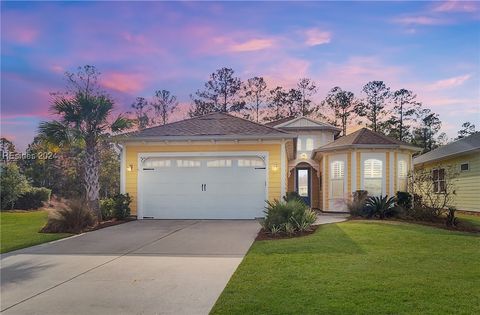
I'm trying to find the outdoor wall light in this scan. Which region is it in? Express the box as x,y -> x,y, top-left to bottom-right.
272,163 -> 279,172
127,164 -> 133,172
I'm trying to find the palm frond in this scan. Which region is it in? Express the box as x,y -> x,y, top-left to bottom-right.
38,120 -> 80,146
111,114 -> 134,133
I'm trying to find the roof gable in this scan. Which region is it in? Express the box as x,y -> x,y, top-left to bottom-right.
273,116 -> 341,131
414,132 -> 480,164
118,112 -> 294,141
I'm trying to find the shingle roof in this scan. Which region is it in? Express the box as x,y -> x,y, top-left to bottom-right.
312,128 -> 420,157
414,132 -> 480,165
264,116 -> 296,127
118,112 -> 294,141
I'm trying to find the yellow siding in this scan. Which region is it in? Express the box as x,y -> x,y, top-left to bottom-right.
125,143 -> 282,214
415,152 -> 480,212
385,152 -> 390,195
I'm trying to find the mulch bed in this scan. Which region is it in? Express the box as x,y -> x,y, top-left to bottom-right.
256,224 -> 320,241
85,216 -> 136,232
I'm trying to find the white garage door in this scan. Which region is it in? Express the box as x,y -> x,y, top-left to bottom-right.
138,154 -> 267,219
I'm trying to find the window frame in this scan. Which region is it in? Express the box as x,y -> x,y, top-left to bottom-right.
460,163 -> 469,172
397,157 -> 408,192
432,168 -> 446,194
305,138 -> 314,151
363,158 -> 383,196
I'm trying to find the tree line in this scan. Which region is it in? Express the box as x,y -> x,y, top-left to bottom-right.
1,65 -> 477,219
130,66 -> 476,153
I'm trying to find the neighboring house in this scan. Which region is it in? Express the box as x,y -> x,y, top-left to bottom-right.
116,113 -> 419,218
414,133 -> 480,212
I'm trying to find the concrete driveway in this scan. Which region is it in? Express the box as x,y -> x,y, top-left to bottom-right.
1,220 -> 260,315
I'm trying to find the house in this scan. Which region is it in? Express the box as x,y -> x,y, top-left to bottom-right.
116,113 -> 420,219
414,132 -> 480,212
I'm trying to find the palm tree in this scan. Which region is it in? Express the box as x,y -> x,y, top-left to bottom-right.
39,66 -> 131,220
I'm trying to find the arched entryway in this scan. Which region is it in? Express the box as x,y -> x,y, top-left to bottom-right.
287,162 -> 321,209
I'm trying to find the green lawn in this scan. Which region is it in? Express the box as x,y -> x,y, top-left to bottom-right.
458,212 -> 480,229
211,221 -> 480,315
0,211 -> 71,253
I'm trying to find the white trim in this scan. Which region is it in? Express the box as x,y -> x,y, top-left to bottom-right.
322,157 -> 326,211
120,144 -> 126,194
360,152 -> 387,196
137,151 -> 269,219
389,150 -> 394,196
280,141 -> 286,198
351,151 -> 357,193
328,153 -> 348,210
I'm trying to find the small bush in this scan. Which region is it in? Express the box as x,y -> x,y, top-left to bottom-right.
446,207 -> 458,227
347,190 -> 369,217
364,195 -> 397,219
100,193 -> 132,220
112,193 -> 132,219
100,198 -> 116,220
15,187 -> 52,210
41,199 -> 96,233
396,191 -> 412,212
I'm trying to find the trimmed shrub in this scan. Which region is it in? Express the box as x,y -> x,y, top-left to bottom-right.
112,193 -> 132,219
15,187 -> 52,210
41,199 -> 96,233
100,193 -> 132,220
100,198 -> 116,220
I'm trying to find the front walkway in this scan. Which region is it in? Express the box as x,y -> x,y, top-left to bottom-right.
314,212 -> 349,225
1,220 -> 260,315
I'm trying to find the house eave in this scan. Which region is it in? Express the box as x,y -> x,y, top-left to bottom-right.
311,144 -> 422,159
413,148 -> 480,166
114,134 -> 297,143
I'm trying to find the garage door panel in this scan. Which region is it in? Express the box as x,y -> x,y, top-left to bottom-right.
139,155 -> 267,219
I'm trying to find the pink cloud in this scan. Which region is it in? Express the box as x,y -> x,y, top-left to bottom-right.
304,28 -> 331,46
425,74 -> 471,91
433,1 -> 479,13
5,27 -> 39,44
101,72 -> 148,93
262,58 -> 311,88
393,16 -> 448,25
229,38 -> 275,52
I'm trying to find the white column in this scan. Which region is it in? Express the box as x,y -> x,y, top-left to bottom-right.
351,151 -> 357,192
322,157 -> 326,211
120,144 -> 126,194
389,151 -> 395,197
280,141 -> 286,198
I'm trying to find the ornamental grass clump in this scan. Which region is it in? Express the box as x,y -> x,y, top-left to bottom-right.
41,199 -> 96,234
262,198 -> 317,235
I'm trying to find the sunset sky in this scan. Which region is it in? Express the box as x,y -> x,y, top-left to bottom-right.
1,1 -> 479,150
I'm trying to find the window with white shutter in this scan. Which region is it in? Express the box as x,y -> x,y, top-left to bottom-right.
330,160 -> 345,198
364,158 -> 383,196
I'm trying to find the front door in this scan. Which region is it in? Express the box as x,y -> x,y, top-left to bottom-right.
296,168 -> 311,206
